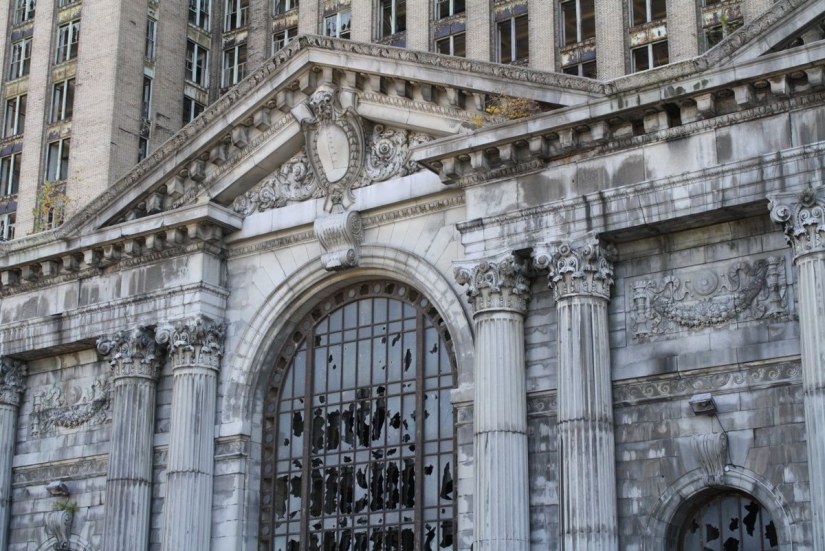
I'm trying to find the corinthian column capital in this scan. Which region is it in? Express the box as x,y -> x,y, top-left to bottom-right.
96,326 -> 168,381
156,316 -> 226,371
533,238 -> 615,301
453,252 -> 532,314
0,356 -> 27,407
768,187 -> 825,259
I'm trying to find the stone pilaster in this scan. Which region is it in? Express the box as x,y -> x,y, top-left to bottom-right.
97,327 -> 168,551
533,239 -> 618,551
406,0 -> 430,52
595,0 -> 626,79
351,0 -> 375,42
466,0 -> 492,61
0,357 -> 26,551
299,0 -> 321,35
529,0 -> 557,71
768,187 -> 825,550
666,0 -> 699,62
454,253 -> 531,551
159,317 -> 225,551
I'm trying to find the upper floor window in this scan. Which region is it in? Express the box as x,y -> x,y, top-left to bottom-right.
13,0 -> 35,25
50,79 -> 75,123
138,137 -> 149,162
222,43 -> 247,87
185,40 -> 209,87
273,26 -> 298,54
0,154 -> 21,196
8,38 -> 31,80
142,76 -> 153,119
189,0 -> 211,30
631,39 -> 668,71
45,138 -> 70,181
561,0 -> 595,46
630,0 -> 666,26
273,0 -> 298,14
0,212 -> 16,241
146,18 -> 158,60
682,493 -> 779,550
3,95 -> 26,138
58,0 -> 79,7
380,0 -> 406,37
55,20 -> 81,64
435,32 -> 465,56
183,96 -> 205,124
435,0 -> 463,19
224,0 -> 248,31
497,14 -> 528,64
324,9 -> 351,39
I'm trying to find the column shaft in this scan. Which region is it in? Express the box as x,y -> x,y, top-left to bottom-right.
0,404 -> 18,550
556,296 -> 617,551
103,378 -> 157,551
797,253 -> 825,549
474,311 -> 530,551
162,368 -> 218,551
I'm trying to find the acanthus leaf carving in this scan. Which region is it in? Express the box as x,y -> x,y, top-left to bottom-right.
768,186 -> 825,258
365,125 -> 434,182
31,376 -> 110,437
691,432 -> 729,486
156,315 -> 225,371
0,355 -> 27,407
533,238 -> 614,301
95,326 -> 168,381
313,207 -> 364,271
453,253 -> 532,314
629,256 -> 788,339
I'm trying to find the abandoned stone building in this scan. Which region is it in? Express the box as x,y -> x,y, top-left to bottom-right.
1,0 -> 825,550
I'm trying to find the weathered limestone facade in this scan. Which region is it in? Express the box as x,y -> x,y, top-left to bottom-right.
1,1 -> 825,550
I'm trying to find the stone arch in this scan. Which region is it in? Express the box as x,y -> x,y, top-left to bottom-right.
220,244 -> 474,427
644,466 -> 801,551
35,535 -> 91,551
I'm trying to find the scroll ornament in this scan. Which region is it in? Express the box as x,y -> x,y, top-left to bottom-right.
0,355 -> 27,407
96,326 -> 168,381
313,207 -> 364,271
768,186 -> 825,258
156,316 -> 225,371
454,254 -> 532,313
533,239 -> 615,300
630,256 -> 787,338
691,432 -> 729,486
45,508 -> 74,551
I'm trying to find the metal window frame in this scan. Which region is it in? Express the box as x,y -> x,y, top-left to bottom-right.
142,77 -> 153,119
145,18 -> 157,60
560,0 -> 593,45
272,26 -> 298,54
185,41 -> 209,87
630,38 -> 667,72
379,0 -> 404,38
54,20 -> 80,64
0,212 -> 16,241
183,96 -> 205,123
3,95 -> 25,138
434,0 -> 462,19
8,38 -> 31,80
323,9 -> 352,39
629,0 -> 665,26
13,0 -> 35,25
435,32 -> 464,56
189,0 -> 211,29
222,43 -> 247,87
46,138 -> 70,181
50,79 -> 74,123
224,0 -> 249,31
273,0 -> 298,15
0,153 -> 21,196
496,14 -> 527,64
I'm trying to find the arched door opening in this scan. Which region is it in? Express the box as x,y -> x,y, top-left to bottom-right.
681,492 -> 780,551
259,281 -> 457,551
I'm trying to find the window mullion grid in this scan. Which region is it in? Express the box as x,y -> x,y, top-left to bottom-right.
414,310 -> 425,549
299,324 -> 316,547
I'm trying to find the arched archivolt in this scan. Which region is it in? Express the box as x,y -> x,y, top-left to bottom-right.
220,245 -> 474,427
645,466 -> 800,551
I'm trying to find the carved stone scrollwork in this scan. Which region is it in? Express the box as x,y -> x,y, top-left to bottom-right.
768,186 -> 825,258
691,432 -> 729,486
31,377 -> 110,437
365,125 -> 434,182
0,356 -> 27,407
232,149 -> 318,215
96,327 -> 168,381
630,256 -> 788,338
453,253 -> 532,314
45,509 -> 73,551
156,316 -> 225,371
314,208 -> 364,271
532,238 -> 615,301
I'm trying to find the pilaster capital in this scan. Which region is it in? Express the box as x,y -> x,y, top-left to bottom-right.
768,187 -> 825,259
453,252 -> 531,314
96,326 -> 168,381
533,238 -> 615,301
0,356 -> 27,407
156,315 -> 225,372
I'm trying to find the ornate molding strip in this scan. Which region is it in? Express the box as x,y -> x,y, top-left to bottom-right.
533,239 -> 615,301
31,377 -> 110,437
0,356 -> 27,407
768,186 -> 825,259
630,256 -> 789,338
12,456 -> 108,487
613,361 -> 801,405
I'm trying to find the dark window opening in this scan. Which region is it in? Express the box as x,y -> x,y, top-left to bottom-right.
682,494 -> 779,551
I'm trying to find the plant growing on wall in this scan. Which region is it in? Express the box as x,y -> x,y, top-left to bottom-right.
470,92 -> 546,127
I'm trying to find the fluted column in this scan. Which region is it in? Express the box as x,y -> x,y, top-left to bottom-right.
159,317 -> 225,551
533,239 -> 618,551
768,187 -> 825,550
0,357 -> 26,551
454,254 -> 531,551
97,327 -> 168,551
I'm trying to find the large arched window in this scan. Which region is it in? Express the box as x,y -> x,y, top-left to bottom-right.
681,493 -> 779,551
259,281 -> 457,551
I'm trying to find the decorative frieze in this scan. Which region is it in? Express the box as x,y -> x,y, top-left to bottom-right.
12,457 -> 109,487
157,316 -> 225,371
453,253 -> 531,314
692,432 -> 729,486
313,208 -> 364,271
0,356 -> 27,407
768,186 -> 825,258
533,238 -> 614,300
629,256 -> 788,338
96,327 -> 168,381
31,377 -> 110,437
